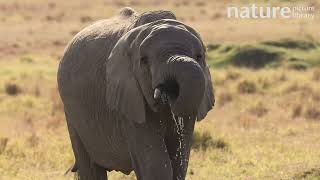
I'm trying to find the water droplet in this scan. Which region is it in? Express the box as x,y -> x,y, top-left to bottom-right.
170,110 -> 186,168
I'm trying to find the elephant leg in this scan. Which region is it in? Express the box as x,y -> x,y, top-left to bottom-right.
165,117 -> 195,180
125,123 -> 173,180
66,120 -> 107,180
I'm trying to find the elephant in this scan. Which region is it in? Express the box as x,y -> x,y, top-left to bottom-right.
57,7 -> 214,180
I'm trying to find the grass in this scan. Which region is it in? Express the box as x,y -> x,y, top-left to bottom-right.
294,168 -> 320,179
1,53 -> 320,179
207,38 -> 320,69
261,38 -> 318,50
192,131 -> 229,151
1,0 -> 320,59
237,80 -> 257,94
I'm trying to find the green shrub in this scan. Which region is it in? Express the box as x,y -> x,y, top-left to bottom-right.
206,43 -> 220,51
262,38 -> 317,50
228,45 -> 282,68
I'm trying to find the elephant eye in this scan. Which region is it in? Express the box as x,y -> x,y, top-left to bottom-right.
140,56 -> 148,66
196,54 -> 203,61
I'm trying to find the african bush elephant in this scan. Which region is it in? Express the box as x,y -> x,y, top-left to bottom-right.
57,7 -> 214,180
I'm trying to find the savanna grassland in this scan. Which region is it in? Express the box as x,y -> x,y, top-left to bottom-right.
1,0 -> 320,179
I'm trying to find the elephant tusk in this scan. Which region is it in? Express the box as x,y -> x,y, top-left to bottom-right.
154,88 -> 161,100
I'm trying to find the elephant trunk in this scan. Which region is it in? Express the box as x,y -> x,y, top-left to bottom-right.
153,55 -> 205,117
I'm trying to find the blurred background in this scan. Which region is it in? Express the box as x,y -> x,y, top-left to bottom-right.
0,0 -> 319,179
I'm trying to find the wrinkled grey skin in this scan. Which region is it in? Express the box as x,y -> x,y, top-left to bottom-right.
58,7 -> 214,180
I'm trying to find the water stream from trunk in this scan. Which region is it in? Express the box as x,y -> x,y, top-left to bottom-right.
171,110 -> 186,167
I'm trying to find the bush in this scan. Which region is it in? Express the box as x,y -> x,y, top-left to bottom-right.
5,82 -> 21,96
192,131 -> 228,150
218,92 -> 233,106
292,104 -> 303,118
237,80 -> 257,94
262,38 -> 317,50
229,45 -> 282,68
295,168 -> 320,179
305,106 -> 320,120
287,61 -> 309,71
249,102 -> 268,117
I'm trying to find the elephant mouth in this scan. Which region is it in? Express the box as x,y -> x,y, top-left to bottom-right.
153,79 -> 179,107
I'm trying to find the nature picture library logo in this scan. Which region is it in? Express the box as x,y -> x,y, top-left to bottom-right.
227,4 -> 316,19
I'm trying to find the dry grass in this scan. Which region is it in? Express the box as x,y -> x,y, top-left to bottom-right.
1,56 -> 320,179
248,101 -> 268,118
192,130 -> 228,151
291,104 -> 303,118
305,106 -> 320,120
237,80 -> 257,94
1,0 -> 320,60
313,68 -> 320,81
217,91 -> 233,107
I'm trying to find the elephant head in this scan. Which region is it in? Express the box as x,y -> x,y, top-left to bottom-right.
106,19 -> 214,124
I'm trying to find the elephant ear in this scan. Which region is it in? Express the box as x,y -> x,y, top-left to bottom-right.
197,64 -> 215,121
106,32 -> 146,124
184,26 -> 215,121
